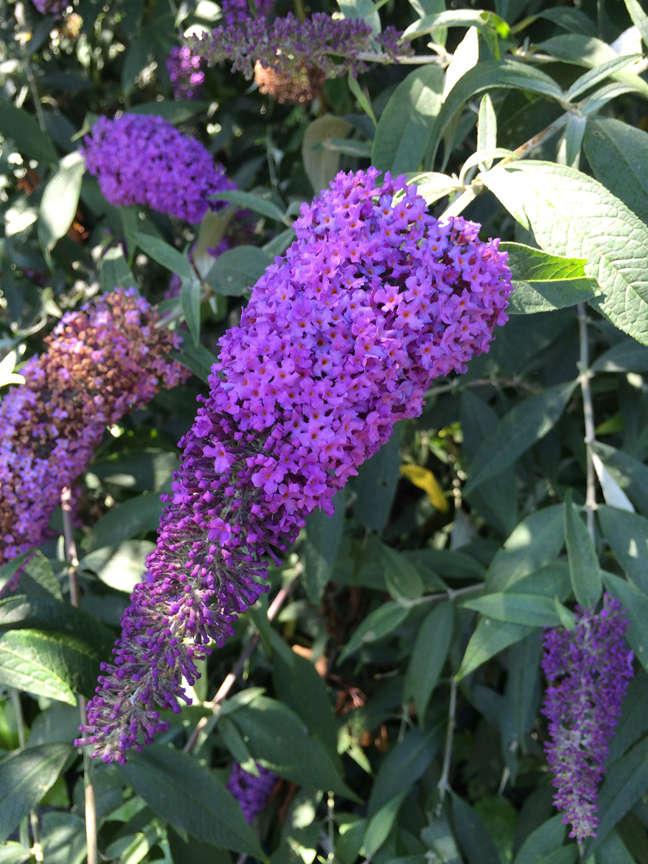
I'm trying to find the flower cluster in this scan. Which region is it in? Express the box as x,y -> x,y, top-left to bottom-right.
227,762 -> 277,823
81,114 -> 235,223
220,0 -> 275,28
174,13 -> 408,104
32,0 -> 68,15
167,44 -> 208,100
76,168 -> 512,764
541,593 -> 634,841
0,289 -> 188,569
168,0 -> 274,98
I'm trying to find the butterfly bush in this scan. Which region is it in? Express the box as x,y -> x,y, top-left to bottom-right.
541,593 -> 634,841
228,762 -> 277,823
171,13 -> 406,103
81,114 -> 235,223
0,289 -> 188,570
76,168 -> 513,764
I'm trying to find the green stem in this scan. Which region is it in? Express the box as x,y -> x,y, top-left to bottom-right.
61,488 -> 98,864
577,304 -> 597,540
10,690 -> 43,861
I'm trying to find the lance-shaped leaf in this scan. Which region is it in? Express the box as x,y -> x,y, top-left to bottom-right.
564,491 -> 601,608
424,61 -> 562,165
464,381 -> 576,493
372,65 -> 444,174
0,744 -> 72,843
120,746 -> 264,859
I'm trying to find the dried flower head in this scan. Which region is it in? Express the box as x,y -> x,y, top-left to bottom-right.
0,288 -> 188,569
541,593 -> 634,840
254,60 -> 325,104
77,169 -> 512,764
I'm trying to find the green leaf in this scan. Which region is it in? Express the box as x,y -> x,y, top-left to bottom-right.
38,152 -> 86,251
407,171 -> 461,205
513,814 -> 573,864
204,246 -> 271,296
487,506 -> 565,592
120,746 -> 264,859
363,792 -> 407,858
303,493 -> 344,603
508,279 -> 596,314
502,243 -> 587,281
338,0 -> 380,33
583,117 -> 648,224
180,276 -> 201,345
378,544 -> 424,603
590,736 -> 648,850
464,381 -> 576,493
0,743 -> 71,843
209,189 -> 288,224
422,816 -> 462,863
591,442 -> 648,514
353,425 -> 401,532
230,696 -> 358,800
456,618 -> 533,680
482,161 -> 648,345
461,593 -> 571,628
0,99 -> 57,164
503,242 -> 596,314
81,491 -> 164,552
270,632 -> 338,761
347,73 -> 377,126
402,10 -> 510,41
592,338 -> 648,373
339,601 -> 410,663
174,338 -> 218,383
133,229 -> 194,281
368,727 -> 440,815
372,66 -> 444,175
599,506 -> 648,592
0,553 -> 31,594
595,831 -> 636,864
424,61 -> 562,166
80,540 -> 153,593
601,571 -> 648,672
0,841 -> 32,863
302,114 -> 352,193
565,55 -> 640,102
100,245 -> 136,291
477,93 -> 497,168
623,0 -> 648,47
0,628 -> 103,702
564,491 -> 601,608
450,793 -> 501,864
537,35 -> 648,98
404,602 -> 453,722
0,593 -> 113,653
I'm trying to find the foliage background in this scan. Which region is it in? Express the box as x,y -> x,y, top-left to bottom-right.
2,0 -> 648,861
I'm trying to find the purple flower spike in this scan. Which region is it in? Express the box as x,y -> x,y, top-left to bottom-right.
542,593 -> 634,841
77,169 -> 512,764
0,288 -> 188,572
81,114 -> 235,223
228,762 -> 277,823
